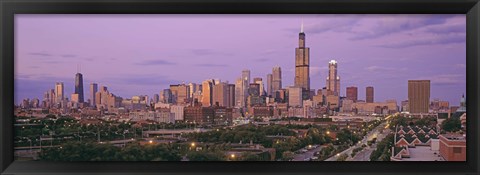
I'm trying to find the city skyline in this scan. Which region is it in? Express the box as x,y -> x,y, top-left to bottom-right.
15,14 -> 466,104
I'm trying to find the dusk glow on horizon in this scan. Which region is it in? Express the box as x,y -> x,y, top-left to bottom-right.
15,14 -> 466,105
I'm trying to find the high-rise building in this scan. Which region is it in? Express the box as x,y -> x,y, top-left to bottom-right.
366,86 -> 374,103
74,73 -> 84,103
90,83 -> 98,107
408,80 -> 430,113
266,74 -> 273,97
153,94 -> 160,104
346,86 -> 358,102
213,82 -> 228,107
288,86 -> 302,107
249,83 -> 260,97
253,77 -> 264,96
272,66 -> 282,95
294,22 -> 310,92
227,84 -> 235,107
160,89 -> 172,103
188,83 -> 197,99
71,93 -> 80,103
326,60 -> 340,96
201,79 -> 214,107
235,78 -> 244,107
177,84 -> 189,105
55,82 -> 64,104
242,70 -> 250,102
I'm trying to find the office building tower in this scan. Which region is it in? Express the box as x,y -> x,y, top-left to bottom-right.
242,69 -> 251,102
90,83 -> 98,107
201,79 -> 214,107
161,89 -> 173,104
227,84 -> 235,107
249,83 -> 260,97
294,21 -> 310,91
366,86 -> 374,103
288,86 -> 302,107
74,73 -> 84,103
408,80 -> 430,113
266,74 -> 273,96
153,94 -> 160,104
188,83 -> 197,99
253,77 -> 264,96
272,66 -> 282,95
55,82 -> 64,104
326,60 -> 340,96
213,82 -> 228,107
346,86 -> 358,102
235,78 -> 245,107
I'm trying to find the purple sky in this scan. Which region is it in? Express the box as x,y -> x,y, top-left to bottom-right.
15,14 -> 466,105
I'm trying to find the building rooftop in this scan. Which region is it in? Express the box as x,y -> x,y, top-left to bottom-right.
441,133 -> 466,140
402,146 -> 444,161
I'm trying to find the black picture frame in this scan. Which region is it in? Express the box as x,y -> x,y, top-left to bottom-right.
1,0 -> 479,175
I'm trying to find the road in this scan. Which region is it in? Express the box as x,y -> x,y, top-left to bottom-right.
292,146 -> 322,161
325,121 -> 387,161
350,125 -> 390,161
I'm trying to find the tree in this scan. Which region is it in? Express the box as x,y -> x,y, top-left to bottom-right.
187,151 -> 226,161
441,117 -> 461,132
282,151 -> 295,161
240,152 -> 263,161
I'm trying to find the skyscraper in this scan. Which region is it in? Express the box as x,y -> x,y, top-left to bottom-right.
287,86 -> 302,107
201,79 -> 214,107
241,70 -> 251,107
153,94 -> 160,104
408,80 -> 430,113
90,83 -> 98,107
366,86 -> 374,103
346,86 -> 358,102
272,66 -> 282,96
227,84 -> 235,107
188,83 -> 197,99
294,22 -> 310,92
266,74 -> 273,97
235,78 -> 244,107
253,77 -> 264,96
326,60 -> 340,96
55,82 -> 64,104
74,73 -> 84,103
213,82 -> 228,107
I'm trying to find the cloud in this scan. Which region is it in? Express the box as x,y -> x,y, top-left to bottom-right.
454,64 -> 466,69
376,34 -> 465,48
190,49 -> 233,56
310,66 -> 328,76
254,58 -> 269,62
350,15 -> 448,40
284,17 -> 359,35
102,74 -> 179,87
307,18 -> 360,34
195,63 -> 229,67
426,23 -> 465,34
415,74 -> 465,85
61,54 -> 77,58
28,52 -> 53,57
135,60 -> 176,65
365,66 -> 407,72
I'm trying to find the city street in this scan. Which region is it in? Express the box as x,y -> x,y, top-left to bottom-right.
351,125 -> 390,161
292,146 -> 322,161
325,121 -> 387,161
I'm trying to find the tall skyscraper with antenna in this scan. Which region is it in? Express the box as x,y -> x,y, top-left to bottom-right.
75,65 -> 84,103
294,21 -> 310,99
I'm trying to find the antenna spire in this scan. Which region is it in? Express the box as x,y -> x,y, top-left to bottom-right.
301,19 -> 304,33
